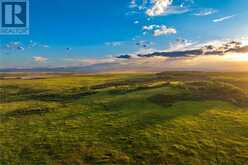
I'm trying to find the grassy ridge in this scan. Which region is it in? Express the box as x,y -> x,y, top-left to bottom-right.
0,72 -> 248,165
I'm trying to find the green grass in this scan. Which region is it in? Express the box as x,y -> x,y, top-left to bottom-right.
0,72 -> 248,165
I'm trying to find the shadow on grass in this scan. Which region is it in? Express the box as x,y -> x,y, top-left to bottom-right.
149,81 -> 248,108
92,97 -> 215,164
0,106 -> 55,122
0,85 -> 97,103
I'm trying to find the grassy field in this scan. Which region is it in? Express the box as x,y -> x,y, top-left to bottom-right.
0,72 -> 248,165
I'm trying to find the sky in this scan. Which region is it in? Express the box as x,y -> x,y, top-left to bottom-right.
1,0 -> 248,71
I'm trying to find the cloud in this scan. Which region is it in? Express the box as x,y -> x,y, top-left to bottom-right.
5,42 -> 25,51
112,39 -> 248,72
162,6 -> 190,16
134,20 -> 139,24
117,55 -> 132,59
153,25 -> 176,36
143,24 -> 176,36
7,39 -> 248,72
129,0 -> 149,10
28,40 -> 38,48
32,56 -> 48,63
42,45 -> 50,48
2,40 -> 50,51
117,40 -> 248,60
111,53 -> 248,72
135,40 -> 154,48
129,0 -> 138,8
105,41 -> 123,47
213,15 -> 236,23
194,8 -> 218,16
128,0 -> 191,17
168,39 -> 194,51
146,0 -> 173,16
143,24 -> 160,30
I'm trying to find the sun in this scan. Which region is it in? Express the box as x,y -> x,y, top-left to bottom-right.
224,53 -> 248,62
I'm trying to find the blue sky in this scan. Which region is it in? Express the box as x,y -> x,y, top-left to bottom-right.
1,0 -> 248,68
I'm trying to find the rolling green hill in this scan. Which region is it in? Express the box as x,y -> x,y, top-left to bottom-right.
0,72 -> 248,165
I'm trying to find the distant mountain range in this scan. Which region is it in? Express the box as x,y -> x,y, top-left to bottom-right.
0,63 -> 125,73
